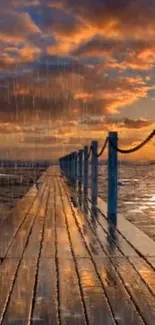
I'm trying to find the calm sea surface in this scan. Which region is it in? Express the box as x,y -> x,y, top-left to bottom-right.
96,162 -> 155,240
0,166 -> 45,220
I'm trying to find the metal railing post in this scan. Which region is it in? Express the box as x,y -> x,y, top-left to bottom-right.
91,141 -> 98,207
78,149 -> 83,186
84,146 -> 88,193
75,152 -> 78,184
108,131 -> 118,225
66,155 -> 68,176
72,151 -> 77,184
70,153 -> 73,181
59,158 -> 61,172
69,154 -> 72,180
67,155 -> 69,178
64,156 -> 66,175
63,157 -> 65,173
61,157 -> 63,172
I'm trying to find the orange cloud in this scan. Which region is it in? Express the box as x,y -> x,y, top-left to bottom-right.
47,25 -> 97,55
0,11 -> 41,42
73,37 -> 155,71
0,45 -> 41,69
0,0 -> 154,160
61,0 -> 155,41
74,92 -> 93,101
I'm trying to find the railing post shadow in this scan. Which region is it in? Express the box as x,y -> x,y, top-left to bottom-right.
91,141 -> 98,217
108,131 -> 118,225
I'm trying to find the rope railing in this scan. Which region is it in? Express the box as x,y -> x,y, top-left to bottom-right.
84,137 -> 108,160
59,129 -> 155,226
109,129 -> 155,154
90,137 -> 108,158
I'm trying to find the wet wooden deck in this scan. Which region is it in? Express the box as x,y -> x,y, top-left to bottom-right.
0,166 -> 155,324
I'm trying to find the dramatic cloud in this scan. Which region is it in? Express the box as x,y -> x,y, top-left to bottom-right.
73,38 -> 155,71
60,0 -> 155,40
0,61 -> 153,125
0,0 -> 154,160
0,11 -> 41,42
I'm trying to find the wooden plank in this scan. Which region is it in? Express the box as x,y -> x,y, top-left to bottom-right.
55,179 -> 86,325
6,215 -> 39,259
0,178 -> 46,258
87,213 -> 155,325
97,196 -> 155,258
62,184 -> 111,259
62,180 -> 144,325
95,256 -> 144,325
6,183 -> 47,259
2,258 -> 36,324
2,166 -> 155,325
114,257 -> 155,325
55,182 -> 72,260
88,205 -> 137,257
32,259 -> 57,325
0,259 -> 18,320
59,197 -> 90,259
31,179 -> 57,323
23,187 -> 49,259
46,166 -> 60,177
85,196 -> 155,304
76,258 -> 116,325
59,180 -> 117,325
58,258 -> 86,325
147,257 -> 155,270
41,184 -> 55,258
79,204 -> 122,258
129,256 -> 155,296
0,185 -> 49,323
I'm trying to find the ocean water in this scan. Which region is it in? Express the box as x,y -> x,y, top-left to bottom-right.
96,162 -> 155,240
0,163 -> 155,240
0,166 -> 45,220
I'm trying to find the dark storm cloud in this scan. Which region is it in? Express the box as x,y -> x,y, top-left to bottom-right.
61,0 -> 155,39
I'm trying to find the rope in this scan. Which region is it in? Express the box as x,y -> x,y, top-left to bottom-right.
109,129 -> 155,154
91,137 -> 108,158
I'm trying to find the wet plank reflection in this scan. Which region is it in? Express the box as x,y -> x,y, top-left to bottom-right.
0,167 -> 155,324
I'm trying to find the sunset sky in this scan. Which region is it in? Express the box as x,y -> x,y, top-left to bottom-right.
0,0 -> 155,160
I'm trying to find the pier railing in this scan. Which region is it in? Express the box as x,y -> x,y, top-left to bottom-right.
59,129 -> 155,224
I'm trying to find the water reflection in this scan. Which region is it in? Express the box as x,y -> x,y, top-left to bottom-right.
66,179 -> 120,306
107,222 -> 118,253
69,179 -> 118,258
83,189 -> 88,215
90,204 -> 98,220
78,180 -> 83,208
98,164 -> 155,222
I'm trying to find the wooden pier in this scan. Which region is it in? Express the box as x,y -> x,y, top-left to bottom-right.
0,166 -> 155,324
